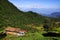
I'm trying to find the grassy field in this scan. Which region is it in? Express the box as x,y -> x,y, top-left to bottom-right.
0,32 -> 59,40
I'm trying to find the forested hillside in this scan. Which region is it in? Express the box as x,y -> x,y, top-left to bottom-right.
0,0 -> 48,32
0,0 -> 60,32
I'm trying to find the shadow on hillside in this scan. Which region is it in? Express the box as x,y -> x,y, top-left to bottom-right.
42,32 -> 60,40
42,32 -> 60,37
0,32 -> 7,39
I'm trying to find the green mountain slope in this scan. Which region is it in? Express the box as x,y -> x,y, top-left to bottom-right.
0,0 -> 47,32
0,0 -> 60,32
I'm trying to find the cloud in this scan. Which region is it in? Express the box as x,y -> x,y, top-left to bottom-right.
18,3 -> 59,9
9,0 -> 60,9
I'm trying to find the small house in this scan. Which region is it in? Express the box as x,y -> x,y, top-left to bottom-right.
17,30 -> 27,36
5,27 -> 27,36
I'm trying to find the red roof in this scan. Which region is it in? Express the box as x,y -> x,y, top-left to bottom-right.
20,30 -> 27,32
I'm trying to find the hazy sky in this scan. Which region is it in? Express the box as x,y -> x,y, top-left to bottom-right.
8,0 -> 60,15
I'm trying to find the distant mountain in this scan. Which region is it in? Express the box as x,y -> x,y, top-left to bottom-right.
50,12 -> 60,18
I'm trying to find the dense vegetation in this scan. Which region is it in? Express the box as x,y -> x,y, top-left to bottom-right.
0,0 -> 47,32
0,0 -> 60,40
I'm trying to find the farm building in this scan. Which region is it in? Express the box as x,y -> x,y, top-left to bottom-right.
5,27 -> 27,36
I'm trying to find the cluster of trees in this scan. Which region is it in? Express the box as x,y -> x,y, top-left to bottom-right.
43,18 -> 60,32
